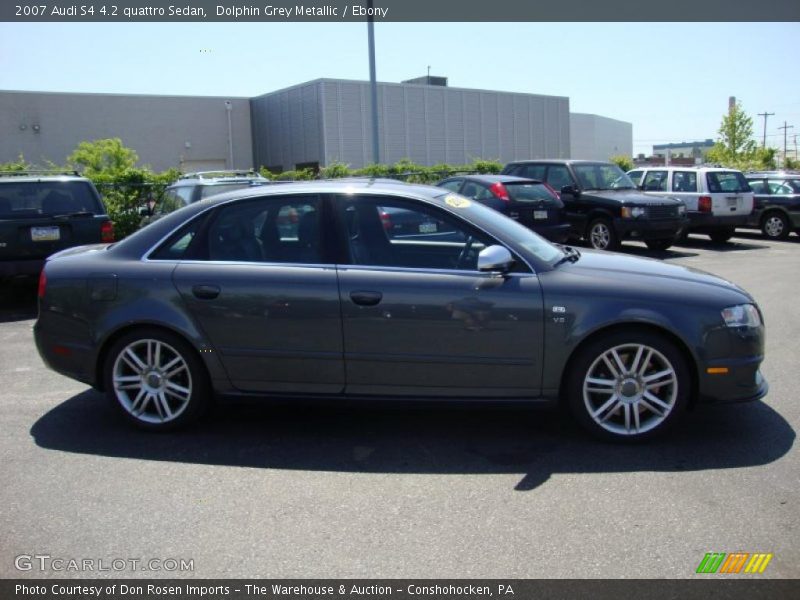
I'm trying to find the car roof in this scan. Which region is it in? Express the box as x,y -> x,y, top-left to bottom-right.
0,170 -> 91,184
631,166 -> 741,173
506,159 -> 609,166
746,171 -> 800,177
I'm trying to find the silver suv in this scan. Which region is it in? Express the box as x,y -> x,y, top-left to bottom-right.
627,166 -> 753,243
161,170 -> 270,212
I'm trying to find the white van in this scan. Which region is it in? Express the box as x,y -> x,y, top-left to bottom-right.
627,167 -> 753,243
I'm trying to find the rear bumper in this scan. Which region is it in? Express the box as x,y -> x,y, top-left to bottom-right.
0,258 -> 44,279
687,212 -> 750,230
33,314 -> 98,387
613,217 -> 687,240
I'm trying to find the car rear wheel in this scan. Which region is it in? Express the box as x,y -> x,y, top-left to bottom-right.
104,329 -> 211,431
708,228 -> 734,244
645,239 -> 673,251
566,330 -> 690,442
587,218 -> 619,251
761,211 -> 790,240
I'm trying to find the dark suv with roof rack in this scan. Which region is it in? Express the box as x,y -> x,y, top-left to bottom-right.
501,160 -> 687,251
0,170 -> 113,281
743,171 -> 800,239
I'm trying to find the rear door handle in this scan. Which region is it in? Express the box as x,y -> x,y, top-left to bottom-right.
192,284 -> 220,300
350,290 -> 382,306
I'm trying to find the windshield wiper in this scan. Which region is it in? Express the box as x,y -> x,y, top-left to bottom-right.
50,211 -> 95,218
553,244 -> 581,267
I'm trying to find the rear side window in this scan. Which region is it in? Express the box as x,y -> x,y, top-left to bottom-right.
768,180 -> 795,195
672,171 -> 697,192
438,179 -> 463,193
0,181 -> 103,218
460,181 -> 493,201
643,171 -> 668,192
706,171 -> 749,193
747,179 -> 769,194
149,215 -> 205,260
518,164 -> 546,180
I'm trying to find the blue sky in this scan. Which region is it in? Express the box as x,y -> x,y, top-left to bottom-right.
1,22 -> 798,156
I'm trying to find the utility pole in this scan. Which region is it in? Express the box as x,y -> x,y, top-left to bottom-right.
366,0 -> 380,164
757,111 -> 774,148
778,122 -> 794,166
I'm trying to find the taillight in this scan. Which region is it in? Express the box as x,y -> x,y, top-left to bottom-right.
379,209 -> 392,230
698,196 -> 712,213
489,182 -> 510,202
38,270 -> 47,298
101,220 -> 115,242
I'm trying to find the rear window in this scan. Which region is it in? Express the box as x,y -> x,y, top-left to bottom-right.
0,180 -> 104,218
706,171 -> 750,193
504,183 -> 559,203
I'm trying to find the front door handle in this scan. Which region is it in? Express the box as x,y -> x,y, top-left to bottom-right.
350,290 -> 383,306
192,284 -> 220,300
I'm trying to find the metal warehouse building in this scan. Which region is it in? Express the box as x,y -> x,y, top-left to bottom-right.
1,78 -> 631,172
250,78 -> 571,171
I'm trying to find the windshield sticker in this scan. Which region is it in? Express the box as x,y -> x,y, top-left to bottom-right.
445,194 -> 471,208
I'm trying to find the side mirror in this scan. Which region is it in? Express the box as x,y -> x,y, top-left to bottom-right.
477,245 -> 514,274
561,184 -> 580,197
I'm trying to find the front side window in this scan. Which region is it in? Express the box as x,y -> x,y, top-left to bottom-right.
628,170 -> 644,186
337,196 -> 493,271
546,165 -> 574,190
198,195 -> 323,263
572,164 -> 636,190
672,171 -> 698,192
643,171 -> 668,192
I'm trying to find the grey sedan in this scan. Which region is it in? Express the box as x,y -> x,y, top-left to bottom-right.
34,180 -> 768,441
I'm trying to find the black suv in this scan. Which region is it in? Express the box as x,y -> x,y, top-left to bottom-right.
743,171 -> 800,240
0,170 -> 112,281
502,160 -> 687,251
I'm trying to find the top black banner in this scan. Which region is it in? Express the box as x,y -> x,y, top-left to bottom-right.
3,0 -> 800,22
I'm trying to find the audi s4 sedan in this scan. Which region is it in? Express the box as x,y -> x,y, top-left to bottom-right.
33,179 -> 768,441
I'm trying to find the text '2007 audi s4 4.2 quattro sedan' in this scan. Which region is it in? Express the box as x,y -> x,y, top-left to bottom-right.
33,179 -> 768,441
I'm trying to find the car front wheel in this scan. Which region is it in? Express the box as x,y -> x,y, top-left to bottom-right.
566,330 -> 690,441
587,218 -> 619,251
104,329 -> 211,430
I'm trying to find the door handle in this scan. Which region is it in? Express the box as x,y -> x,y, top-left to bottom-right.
192,284 -> 220,300
350,290 -> 382,306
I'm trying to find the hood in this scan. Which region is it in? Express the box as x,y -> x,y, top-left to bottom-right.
562,249 -> 752,302
584,189 -> 680,205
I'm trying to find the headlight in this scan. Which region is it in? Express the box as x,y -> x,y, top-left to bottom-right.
621,206 -> 647,218
721,304 -> 762,328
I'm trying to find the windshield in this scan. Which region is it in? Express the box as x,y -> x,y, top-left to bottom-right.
573,164 -> 636,190
0,181 -> 103,219
437,193 -> 561,264
706,171 -> 750,193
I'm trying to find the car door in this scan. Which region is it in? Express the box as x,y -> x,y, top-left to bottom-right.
669,170 -> 700,212
170,194 -> 345,394
545,164 -> 584,235
333,193 -> 544,398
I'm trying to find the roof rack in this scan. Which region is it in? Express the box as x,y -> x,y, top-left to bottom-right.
179,169 -> 265,180
0,169 -> 81,177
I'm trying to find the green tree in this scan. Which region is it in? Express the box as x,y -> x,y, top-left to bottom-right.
67,138 -> 139,177
706,102 -> 758,169
609,155 -> 634,172
784,157 -> 799,170
0,154 -> 30,172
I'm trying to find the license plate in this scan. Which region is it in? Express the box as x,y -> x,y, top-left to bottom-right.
31,226 -> 60,242
534,210 -> 548,220
726,197 -> 738,207
418,222 -> 437,233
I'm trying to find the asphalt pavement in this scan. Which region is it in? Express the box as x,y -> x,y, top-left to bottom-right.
0,231 -> 797,579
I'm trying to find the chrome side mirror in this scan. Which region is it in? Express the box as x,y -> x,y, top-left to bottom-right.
477,245 -> 514,273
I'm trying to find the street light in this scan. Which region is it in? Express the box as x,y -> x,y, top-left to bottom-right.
367,0 -> 380,164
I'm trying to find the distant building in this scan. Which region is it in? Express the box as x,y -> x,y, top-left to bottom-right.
569,113 -> 633,161
652,139 -> 715,162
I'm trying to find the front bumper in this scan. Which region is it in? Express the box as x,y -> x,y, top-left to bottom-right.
613,216 -> 687,240
696,324 -> 767,404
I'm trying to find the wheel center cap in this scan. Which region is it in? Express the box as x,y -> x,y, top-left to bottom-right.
146,372 -> 162,388
619,378 -> 640,400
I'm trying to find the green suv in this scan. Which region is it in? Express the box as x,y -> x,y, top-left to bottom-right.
0,170 -> 113,281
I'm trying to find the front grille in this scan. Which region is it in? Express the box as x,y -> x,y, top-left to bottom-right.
648,204 -> 679,219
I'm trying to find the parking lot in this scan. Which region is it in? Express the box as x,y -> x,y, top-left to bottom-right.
0,231 -> 798,579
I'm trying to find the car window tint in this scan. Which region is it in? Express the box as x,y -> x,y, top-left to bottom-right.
545,165 -> 573,190
672,171 -> 697,192
519,165 -> 546,180
337,196 -> 492,271
0,181 -> 103,217
438,179 -> 463,192
150,216 -> 205,260
643,171 -> 668,192
707,171 -> 749,193
201,195 -> 323,264
768,180 -> 793,195
747,179 -> 769,194
628,171 -> 644,186
461,182 -> 493,201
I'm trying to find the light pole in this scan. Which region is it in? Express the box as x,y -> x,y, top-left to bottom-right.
367,0 -> 380,164
224,100 -> 234,169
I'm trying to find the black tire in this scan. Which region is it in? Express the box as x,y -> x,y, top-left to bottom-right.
565,329 -> 690,442
708,228 -> 735,244
645,239 -> 673,251
586,218 -> 620,251
104,328 -> 211,431
760,211 -> 790,240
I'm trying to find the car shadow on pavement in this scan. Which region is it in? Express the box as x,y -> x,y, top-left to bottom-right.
675,236 -> 770,252
0,279 -> 38,323
31,390 -> 795,492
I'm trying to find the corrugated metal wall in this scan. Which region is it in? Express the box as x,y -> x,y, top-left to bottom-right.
251,79 -> 571,171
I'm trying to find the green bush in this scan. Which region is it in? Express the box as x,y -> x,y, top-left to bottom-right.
609,155 -> 634,172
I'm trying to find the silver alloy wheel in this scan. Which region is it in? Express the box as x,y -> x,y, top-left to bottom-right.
590,222 -> 611,249
764,215 -> 785,238
112,338 -> 193,424
583,343 -> 678,436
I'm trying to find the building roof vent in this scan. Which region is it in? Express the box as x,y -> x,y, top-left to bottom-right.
402,75 -> 448,87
